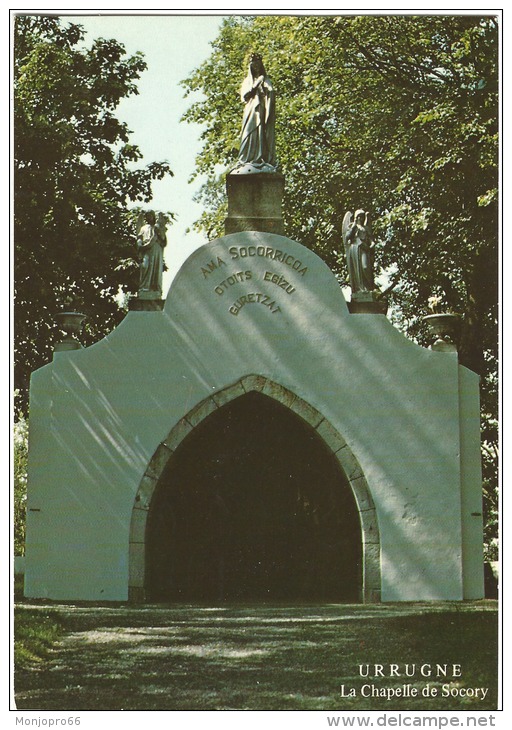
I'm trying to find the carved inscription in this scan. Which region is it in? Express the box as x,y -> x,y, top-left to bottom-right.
214,271 -> 252,295
201,257 -> 226,278
229,293 -> 281,316
229,246 -> 308,277
200,245 -> 309,317
263,271 -> 295,294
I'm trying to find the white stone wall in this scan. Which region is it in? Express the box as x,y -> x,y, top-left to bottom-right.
24,232 -> 484,601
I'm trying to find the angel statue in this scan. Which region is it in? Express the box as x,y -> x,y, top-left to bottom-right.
232,53 -> 277,174
342,210 -> 375,294
136,210 -> 167,297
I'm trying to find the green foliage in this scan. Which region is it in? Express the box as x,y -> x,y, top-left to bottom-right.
14,15 -> 173,411
182,15 -> 498,554
13,396 -> 28,556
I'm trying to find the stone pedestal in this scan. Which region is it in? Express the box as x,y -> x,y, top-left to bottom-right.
348,291 -> 388,315
129,297 -> 165,311
225,172 -> 284,235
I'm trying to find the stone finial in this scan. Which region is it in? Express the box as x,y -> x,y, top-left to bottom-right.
54,312 -> 86,352
423,292 -> 461,351
423,312 -> 461,352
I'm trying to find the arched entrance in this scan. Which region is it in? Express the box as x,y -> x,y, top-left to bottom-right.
147,391 -> 360,602
129,376 -> 381,602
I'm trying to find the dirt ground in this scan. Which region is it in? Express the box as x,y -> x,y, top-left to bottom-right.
14,601 -> 499,711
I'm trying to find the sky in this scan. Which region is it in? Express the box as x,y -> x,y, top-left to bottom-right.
72,13 -> 226,291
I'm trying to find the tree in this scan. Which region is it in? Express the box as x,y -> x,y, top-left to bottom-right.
182,15 -> 498,557
14,15 -> 173,411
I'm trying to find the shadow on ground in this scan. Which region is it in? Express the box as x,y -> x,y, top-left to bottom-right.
14,601 -> 498,711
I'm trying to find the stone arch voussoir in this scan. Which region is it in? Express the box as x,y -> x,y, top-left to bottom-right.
129,375 -> 381,603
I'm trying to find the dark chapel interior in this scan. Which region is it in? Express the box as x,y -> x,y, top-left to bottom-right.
146,392 -> 362,603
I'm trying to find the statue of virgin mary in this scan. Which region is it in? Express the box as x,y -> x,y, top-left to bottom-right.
232,53 -> 277,174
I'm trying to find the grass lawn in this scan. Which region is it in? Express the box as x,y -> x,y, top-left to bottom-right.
14,607 -> 63,670
14,601 -> 498,711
